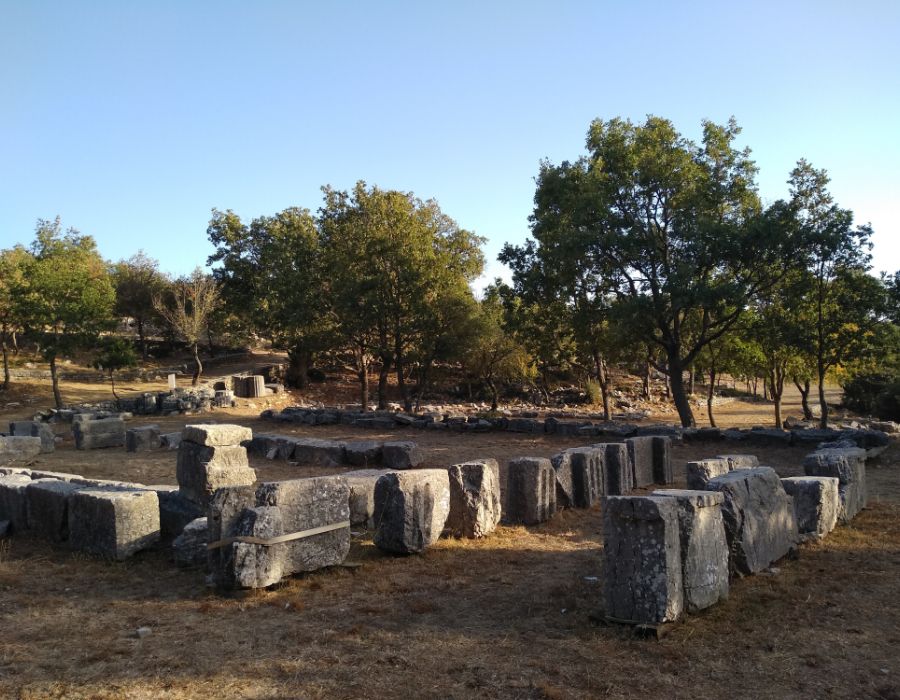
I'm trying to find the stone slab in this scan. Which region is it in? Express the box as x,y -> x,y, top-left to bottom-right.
68,488 -> 160,560
342,469 -> 393,527
373,470 -> 450,553
382,441 -> 423,470
181,424 -> 253,447
781,476 -> 840,540
26,478 -> 81,542
505,457 -> 556,525
447,460 -> 502,538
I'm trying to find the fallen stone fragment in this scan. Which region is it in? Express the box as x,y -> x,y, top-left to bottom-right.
290,438 -> 347,467
172,517 -> 209,567
342,469 -> 393,527
603,495 -> 683,624
126,425 -> 161,452
373,470 -> 450,553
73,417 -> 126,450
716,454 -> 759,470
9,421 -> 55,453
802,448 -> 867,523
145,485 -> 204,539
382,441 -> 423,470
685,458 -> 730,491
344,440 -> 384,467
0,436 -> 42,464
447,460 -> 502,538
505,457 -> 556,525
781,476 -> 840,540
68,488 -> 160,560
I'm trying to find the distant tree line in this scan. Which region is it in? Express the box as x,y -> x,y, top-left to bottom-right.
1,117 -> 897,424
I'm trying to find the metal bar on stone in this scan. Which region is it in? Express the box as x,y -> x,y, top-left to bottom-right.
206,520 -> 351,550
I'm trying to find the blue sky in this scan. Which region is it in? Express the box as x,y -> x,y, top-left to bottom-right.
2,1 -> 898,288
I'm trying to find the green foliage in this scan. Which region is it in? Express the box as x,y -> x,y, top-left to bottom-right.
0,245 -> 33,389
93,337 -> 138,400
584,379 -> 601,405
111,251 -> 168,357
842,372 -> 900,421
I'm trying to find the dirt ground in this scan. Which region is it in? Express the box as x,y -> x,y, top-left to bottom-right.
1,376 -> 898,699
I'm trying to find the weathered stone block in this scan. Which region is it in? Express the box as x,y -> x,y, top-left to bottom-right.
603,496 -> 683,624
597,443 -> 632,496
551,451 -> 575,508
181,424 -> 253,447
717,454 -> 759,470
625,436 -> 655,488
505,457 -> 556,524
706,468 -> 798,576
9,421 -> 55,453
373,470 -> 450,553
176,442 -> 256,507
146,485 -> 204,539
342,469 -> 393,527
0,436 -> 42,463
781,476 -> 839,540
172,517 -> 208,567
26,479 -> 81,541
0,474 -> 32,532
652,436 -> 673,484
652,489 -> 729,612
160,432 -> 182,450
568,447 -> 604,507
447,460 -> 501,538
685,458 -> 730,491
68,488 -> 160,560
290,438 -> 346,467
207,484 -> 257,586
802,448 -> 867,522
73,417 -> 126,450
344,440 -> 384,467
125,425 -> 161,452
382,441 -> 423,470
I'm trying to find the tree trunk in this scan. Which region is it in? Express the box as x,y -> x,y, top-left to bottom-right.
689,367 -> 695,396
1,337 -> 9,391
415,359 -> 432,412
794,377 -> 814,420
357,349 -> 370,411
207,326 -> 215,355
50,355 -> 63,409
11,331 -> 18,356
395,345 -> 411,413
817,362 -> 828,429
191,342 -> 202,386
642,357 -> 651,400
593,350 -> 610,421
137,318 -> 148,359
286,348 -> 310,389
771,365 -> 785,430
488,379 -> 498,411
707,366 -> 717,428
668,355 -> 695,427
377,353 -> 393,410
110,371 -> 120,404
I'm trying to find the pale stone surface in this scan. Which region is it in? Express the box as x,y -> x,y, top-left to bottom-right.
603,496 -> 683,624
685,458 -> 730,491
344,440 -> 384,467
803,448 -> 867,523
176,442 -> 256,507
373,470 -> 450,553
550,450 -> 575,508
9,421 -> 55,453
652,489 -> 729,612
73,417 -> 125,450
126,425 -> 161,452
172,517 -> 208,567
505,457 -> 556,524
447,460 -> 501,538
706,467 -> 799,576
597,443 -> 632,496
342,469 -> 393,527
717,454 -> 759,470
625,436 -> 655,488
28,469 -> 82,482
181,424 -> 253,447
781,476 -> 840,540
382,441 -> 424,470
291,438 -> 347,467
207,484 -> 257,587
68,488 -> 160,560
0,436 -> 42,463
0,474 -> 32,532
26,479 -> 81,542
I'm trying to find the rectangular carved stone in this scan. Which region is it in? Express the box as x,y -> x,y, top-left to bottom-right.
344,440 -> 384,467
176,442 -> 256,507
207,485 -> 257,587
73,417 -> 125,450
625,437 -> 655,488
505,457 -> 556,524
382,441 -> 423,470
597,443 -> 632,496
447,460 -> 502,538
68,488 -> 160,560
603,496 -> 683,624
685,458 -> 730,491
706,467 -> 799,576
181,424 -> 253,447
0,473 -> 32,532
802,448 -> 867,523
652,436 -> 673,484
652,489 -> 729,612
342,469 -> 392,527
781,476 -> 840,540
146,485 -> 204,539
290,438 -> 347,467
717,454 -> 759,470
551,451 -> 575,508
569,447 -> 604,507
0,436 -> 42,464
126,425 -> 161,452
26,479 -> 81,542
9,421 -> 55,453
373,470 -> 450,553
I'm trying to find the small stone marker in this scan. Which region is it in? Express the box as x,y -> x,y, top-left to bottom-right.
446,460 -> 502,538
603,495 -> 683,624
172,517 -> 209,567
505,457 -> 556,524
373,470 -> 450,553
168,373 -> 177,389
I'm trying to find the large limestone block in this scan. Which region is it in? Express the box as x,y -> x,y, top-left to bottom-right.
551,451 -> 575,508
68,488 -> 160,560
717,454 -> 759,470
9,421 -> 55,453
0,436 -> 42,464
625,437 -> 655,488
126,425 -> 161,452
597,443 -> 632,496
373,470 -> 450,553
0,474 -> 32,532
176,442 -> 256,507
181,424 -> 253,447
145,485 -> 204,539
382,441 -> 423,470
505,457 -> 556,525
569,447 -> 604,507
207,484 -> 257,586
781,477 -> 840,540
706,467 -> 799,576
652,489 -> 729,612
73,417 -> 125,450
344,440 -> 384,467
447,460 -> 501,538
290,438 -> 347,467
803,448 -> 867,522
26,479 -> 81,542
685,458 -> 730,491
342,469 -> 393,527
652,436 -> 674,484
603,496 -> 683,624
172,517 -> 209,567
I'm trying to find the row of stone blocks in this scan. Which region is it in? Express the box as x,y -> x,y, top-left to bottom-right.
603,455 -> 866,625
247,433 -> 423,470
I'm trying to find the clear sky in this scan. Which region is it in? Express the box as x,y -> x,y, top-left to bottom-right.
2,1 -> 898,288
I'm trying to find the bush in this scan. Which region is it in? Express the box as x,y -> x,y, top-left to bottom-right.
842,372 -> 900,420
584,379 -> 601,405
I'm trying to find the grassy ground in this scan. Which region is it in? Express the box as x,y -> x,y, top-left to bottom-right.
0,375 -> 897,699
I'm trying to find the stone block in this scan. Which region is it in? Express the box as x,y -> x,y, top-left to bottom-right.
568,447 -> 604,508
652,489 -> 729,612
290,438 -> 347,467
625,436 -> 655,488
505,457 -> 556,525
173,517 -> 208,567
382,441 -> 423,470
245,433 -> 279,458
28,469 -> 82,482
343,469 -> 393,527
0,436 -> 42,463
551,451 -> 575,508
160,432 -> 182,450
9,421 -> 55,453
652,436 -> 673,484
67,488 -> 160,560
146,485 -> 205,539
685,458 -> 730,491
603,496 -> 683,624
0,474 -> 32,532
176,442 -> 256,507
705,468 -> 798,576
373,470 -> 450,553
126,425 -> 161,452
345,440 -> 384,467
596,443 -> 632,496
781,476 -> 840,540
73,417 -> 126,450
447,461 -> 501,538
207,484 -> 257,586
181,424 -> 253,447
802,448 -> 867,522
26,479 -> 81,542
717,454 -> 759,470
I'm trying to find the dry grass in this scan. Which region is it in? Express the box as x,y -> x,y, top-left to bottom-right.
0,377 -> 898,699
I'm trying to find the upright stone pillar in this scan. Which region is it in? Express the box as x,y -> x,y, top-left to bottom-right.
505,457 -> 556,524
